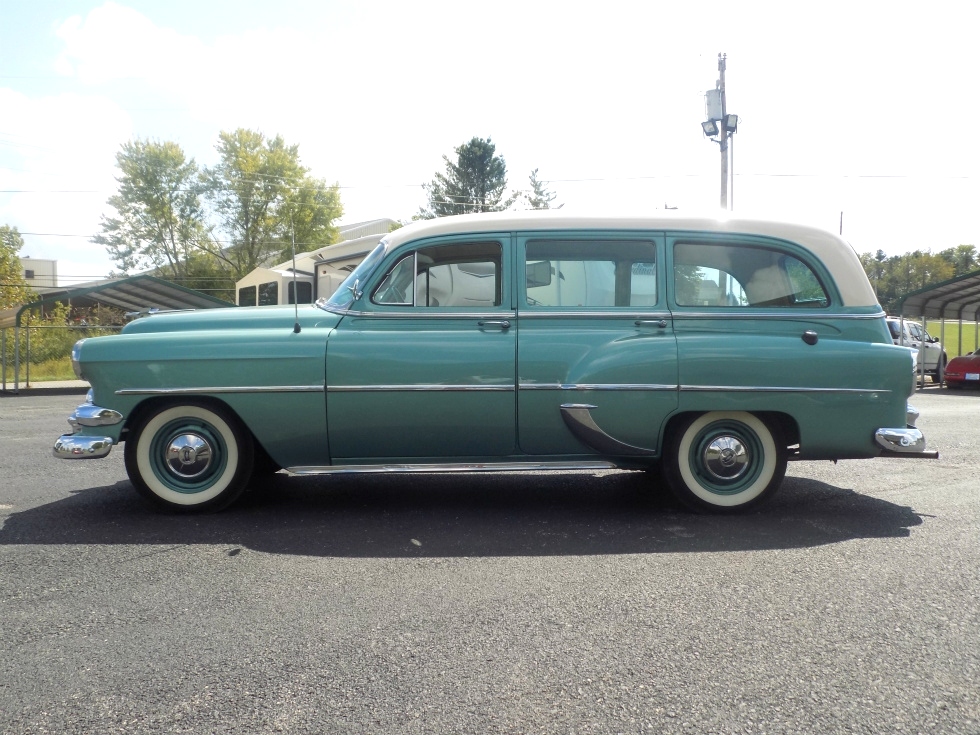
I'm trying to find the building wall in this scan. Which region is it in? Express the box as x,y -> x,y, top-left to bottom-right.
20,257 -> 58,288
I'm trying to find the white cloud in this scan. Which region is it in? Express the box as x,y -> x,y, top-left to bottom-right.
0,88 -> 132,279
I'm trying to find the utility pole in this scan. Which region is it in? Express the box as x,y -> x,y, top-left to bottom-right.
718,53 -> 729,209
702,53 -> 737,210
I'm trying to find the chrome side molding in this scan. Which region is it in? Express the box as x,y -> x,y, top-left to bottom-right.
287,461 -> 618,475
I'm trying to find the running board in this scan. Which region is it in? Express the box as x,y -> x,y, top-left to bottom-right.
287,461 -> 618,476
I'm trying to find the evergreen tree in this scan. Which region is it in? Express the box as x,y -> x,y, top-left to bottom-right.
525,168 -> 557,209
417,137 -> 512,219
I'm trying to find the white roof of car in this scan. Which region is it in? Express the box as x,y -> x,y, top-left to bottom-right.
385,211 -> 879,308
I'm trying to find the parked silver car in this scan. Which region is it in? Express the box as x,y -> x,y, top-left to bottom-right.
886,317 -> 947,378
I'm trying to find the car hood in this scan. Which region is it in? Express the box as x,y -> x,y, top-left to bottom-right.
121,305 -> 343,334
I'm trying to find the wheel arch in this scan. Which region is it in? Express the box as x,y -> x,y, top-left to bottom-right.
662,409 -> 799,450
121,395 -> 258,448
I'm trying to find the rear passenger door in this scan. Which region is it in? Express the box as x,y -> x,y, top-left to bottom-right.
516,233 -> 678,457
667,233 -> 834,400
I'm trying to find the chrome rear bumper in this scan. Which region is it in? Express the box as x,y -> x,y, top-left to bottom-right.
874,427 -> 939,459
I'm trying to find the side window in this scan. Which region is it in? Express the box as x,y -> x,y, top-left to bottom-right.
524,240 -> 658,307
288,281 -> 313,304
372,241 -> 502,308
672,242 -> 828,308
258,281 -> 278,306
238,286 -> 257,307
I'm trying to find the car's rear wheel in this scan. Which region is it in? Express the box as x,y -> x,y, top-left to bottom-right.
124,402 -> 254,512
662,411 -> 786,513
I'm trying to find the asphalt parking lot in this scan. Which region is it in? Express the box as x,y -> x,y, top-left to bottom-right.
1,387 -> 978,735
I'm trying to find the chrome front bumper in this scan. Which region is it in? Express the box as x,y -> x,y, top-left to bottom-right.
54,434 -> 114,459
52,392 -> 121,460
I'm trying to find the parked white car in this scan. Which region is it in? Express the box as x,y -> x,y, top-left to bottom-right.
887,317 -> 947,378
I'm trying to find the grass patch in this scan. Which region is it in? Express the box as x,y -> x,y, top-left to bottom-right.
1,357 -> 77,384
926,320 -> 980,357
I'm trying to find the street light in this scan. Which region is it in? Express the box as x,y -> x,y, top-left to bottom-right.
701,53 -> 738,210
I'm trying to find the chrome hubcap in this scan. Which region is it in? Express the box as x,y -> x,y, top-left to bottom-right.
165,433 -> 213,479
702,435 -> 749,480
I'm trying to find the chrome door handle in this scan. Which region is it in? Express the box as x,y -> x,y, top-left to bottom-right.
635,319 -> 669,328
478,320 -> 511,329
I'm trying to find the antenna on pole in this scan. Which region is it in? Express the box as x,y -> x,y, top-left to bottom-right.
291,217 -> 301,334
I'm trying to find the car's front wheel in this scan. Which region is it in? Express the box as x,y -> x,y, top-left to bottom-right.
124,402 -> 254,512
662,411 -> 787,513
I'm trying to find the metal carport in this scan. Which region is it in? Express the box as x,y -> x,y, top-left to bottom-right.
896,268 -> 980,388
1,275 -> 232,391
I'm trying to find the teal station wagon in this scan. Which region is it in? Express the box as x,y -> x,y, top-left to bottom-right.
55,212 -> 937,513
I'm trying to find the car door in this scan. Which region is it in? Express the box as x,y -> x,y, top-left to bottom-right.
326,236 -> 517,460
516,233 -> 678,457
908,322 -> 942,371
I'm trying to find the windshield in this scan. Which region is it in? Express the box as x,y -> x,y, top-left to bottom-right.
317,241 -> 388,311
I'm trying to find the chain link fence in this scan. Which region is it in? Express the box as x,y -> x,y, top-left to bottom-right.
1,324 -> 123,392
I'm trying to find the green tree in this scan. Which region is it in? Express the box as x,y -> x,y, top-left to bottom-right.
417,137 -> 514,219
1,224 -> 35,309
860,249 -> 957,313
94,140 -> 209,278
858,249 -> 888,296
177,251 -> 237,303
202,129 -> 343,278
938,244 -> 978,276
524,168 -> 557,209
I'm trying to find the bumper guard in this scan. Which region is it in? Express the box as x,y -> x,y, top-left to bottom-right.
874,427 -> 939,459
52,392 -> 120,460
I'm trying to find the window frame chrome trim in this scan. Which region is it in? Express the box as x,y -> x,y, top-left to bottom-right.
340,310 -> 517,320
669,310 -> 886,321
517,311 -> 672,320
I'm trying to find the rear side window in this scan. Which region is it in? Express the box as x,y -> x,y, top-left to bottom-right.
673,241 -> 828,308
524,240 -> 658,307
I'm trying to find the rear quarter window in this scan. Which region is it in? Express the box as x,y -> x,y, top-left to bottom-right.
672,241 -> 829,308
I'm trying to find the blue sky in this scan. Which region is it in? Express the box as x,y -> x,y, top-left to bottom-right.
2,1 -> 978,283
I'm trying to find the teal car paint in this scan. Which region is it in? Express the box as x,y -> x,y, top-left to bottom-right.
55,212 -> 936,513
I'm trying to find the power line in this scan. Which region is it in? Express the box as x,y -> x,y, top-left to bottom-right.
2,171 -> 975,197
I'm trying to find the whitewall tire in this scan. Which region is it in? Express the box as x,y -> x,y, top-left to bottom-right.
663,411 -> 787,512
124,402 -> 254,512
